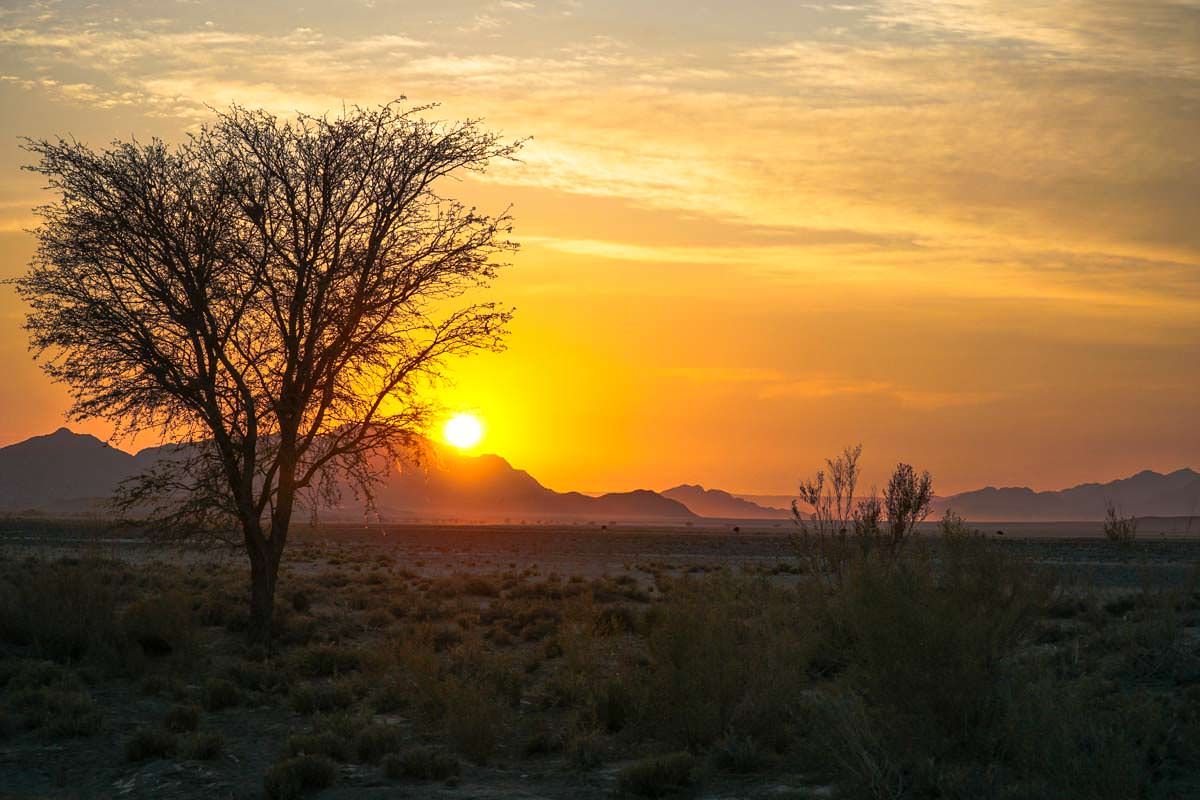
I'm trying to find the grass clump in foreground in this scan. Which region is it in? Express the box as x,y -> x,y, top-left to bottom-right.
617,751 -> 697,798
124,725 -> 177,762
2,518 -> 1197,800
799,536 -> 1200,799
383,745 -> 461,780
180,730 -> 224,760
263,754 -> 336,799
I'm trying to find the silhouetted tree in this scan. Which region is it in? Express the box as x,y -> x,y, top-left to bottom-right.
792,444 -> 869,582
1102,500 -> 1138,544
883,463 -> 933,555
15,102 -> 521,640
792,447 -> 933,579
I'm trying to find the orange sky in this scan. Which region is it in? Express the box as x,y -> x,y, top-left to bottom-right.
1,1 -> 1197,495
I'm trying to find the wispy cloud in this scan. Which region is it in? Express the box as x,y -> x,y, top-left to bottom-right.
1,1 -> 1197,308
666,368 -> 1003,411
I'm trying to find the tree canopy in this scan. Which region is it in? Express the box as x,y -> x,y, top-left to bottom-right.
16,102 -> 522,636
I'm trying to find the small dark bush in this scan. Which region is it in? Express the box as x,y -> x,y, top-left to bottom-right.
163,704 -> 200,733
287,730 -> 351,762
227,659 -> 287,694
1103,502 -> 1138,544
201,678 -> 240,711
294,644 -> 361,678
122,592 -> 194,657
291,590 -> 312,613
264,754 -> 337,800
125,726 -> 177,762
355,722 -> 405,763
289,680 -> 358,714
443,678 -> 504,764
0,560 -> 124,664
383,746 -> 460,780
594,606 -> 637,635
372,681 -> 406,713
1105,595 -> 1138,616
181,731 -> 224,760
617,752 -> 697,798
711,735 -> 768,773
7,675 -> 103,738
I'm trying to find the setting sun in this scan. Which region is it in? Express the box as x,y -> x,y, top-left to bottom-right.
443,413 -> 484,449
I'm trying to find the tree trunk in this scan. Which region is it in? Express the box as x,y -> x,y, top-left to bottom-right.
247,540 -> 280,644
246,484 -> 294,644
244,443 -> 297,644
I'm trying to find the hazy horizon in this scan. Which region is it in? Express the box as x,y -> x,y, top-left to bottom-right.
3,424 -> 1196,501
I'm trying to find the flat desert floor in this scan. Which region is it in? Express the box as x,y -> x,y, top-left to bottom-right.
0,522 -> 1197,799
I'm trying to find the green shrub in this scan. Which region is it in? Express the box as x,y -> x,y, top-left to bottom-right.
293,644 -> 361,678
226,658 -> 287,694
289,680 -> 358,714
287,730 -> 352,761
809,538 -> 1168,799
810,692 -> 904,800
382,746 -> 460,780
711,734 -> 769,773
642,575 -> 810,748
563,724 -> 606,769
163,704 -> 200,732
6,667 -> 104,738
371,680 -> 407,714
0,560 -> 125,665
838,539 -> 1053,758
354,722 -> 404,763
443,678 -> 503,764
995,676 -> 1171,800
617,752 -> 697,798
263,754 -> 337,799
291,590 -> 312,613
181,731 -> 224,760
201,678 -> 240,711
125,726 -> 177,761
1103,502 -> 1138,544
122,591 -> 195,657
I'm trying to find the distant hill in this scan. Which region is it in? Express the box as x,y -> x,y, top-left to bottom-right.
935,468 -> 1200,521
662,484 -> 789,519
0,428 -> 1195,522
363,445 -> 695,521
0,428 -> 694,521
0,428 -> 139,511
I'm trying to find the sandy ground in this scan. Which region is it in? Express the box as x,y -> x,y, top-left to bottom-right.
2,520 -> 1198,591
0,522 -> 1197,798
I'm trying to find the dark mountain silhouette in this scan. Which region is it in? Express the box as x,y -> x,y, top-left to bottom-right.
0,428 -> 139,511
0,429 -> 694,521
662,484 -> 788,519
0,428 -> 1195,522
362,444 -> 695,520
934,468 -> 1200,521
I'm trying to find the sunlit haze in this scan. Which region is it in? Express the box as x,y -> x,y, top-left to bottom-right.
1,1 -> 1197,495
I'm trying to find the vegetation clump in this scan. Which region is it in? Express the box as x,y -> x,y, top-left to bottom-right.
617,751 -> 697,798
383,746 -> 461,781
1104,501 -> 1138,544
0,496 -> 1196,799
124,726 -> 177,762
200,678 -> 240,711
263,754 -> 337,800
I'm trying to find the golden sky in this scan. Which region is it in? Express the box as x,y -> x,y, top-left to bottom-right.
1,1 -> 1197,495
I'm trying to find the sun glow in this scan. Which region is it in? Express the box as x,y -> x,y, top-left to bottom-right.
443,412 -> 484,449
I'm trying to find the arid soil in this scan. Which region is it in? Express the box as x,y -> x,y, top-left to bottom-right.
1,522 -> 1198,799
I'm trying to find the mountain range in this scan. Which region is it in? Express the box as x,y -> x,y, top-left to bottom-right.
0,428 -> 696,521
0,428 -> 1196,522
928,468 -> 1200,522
